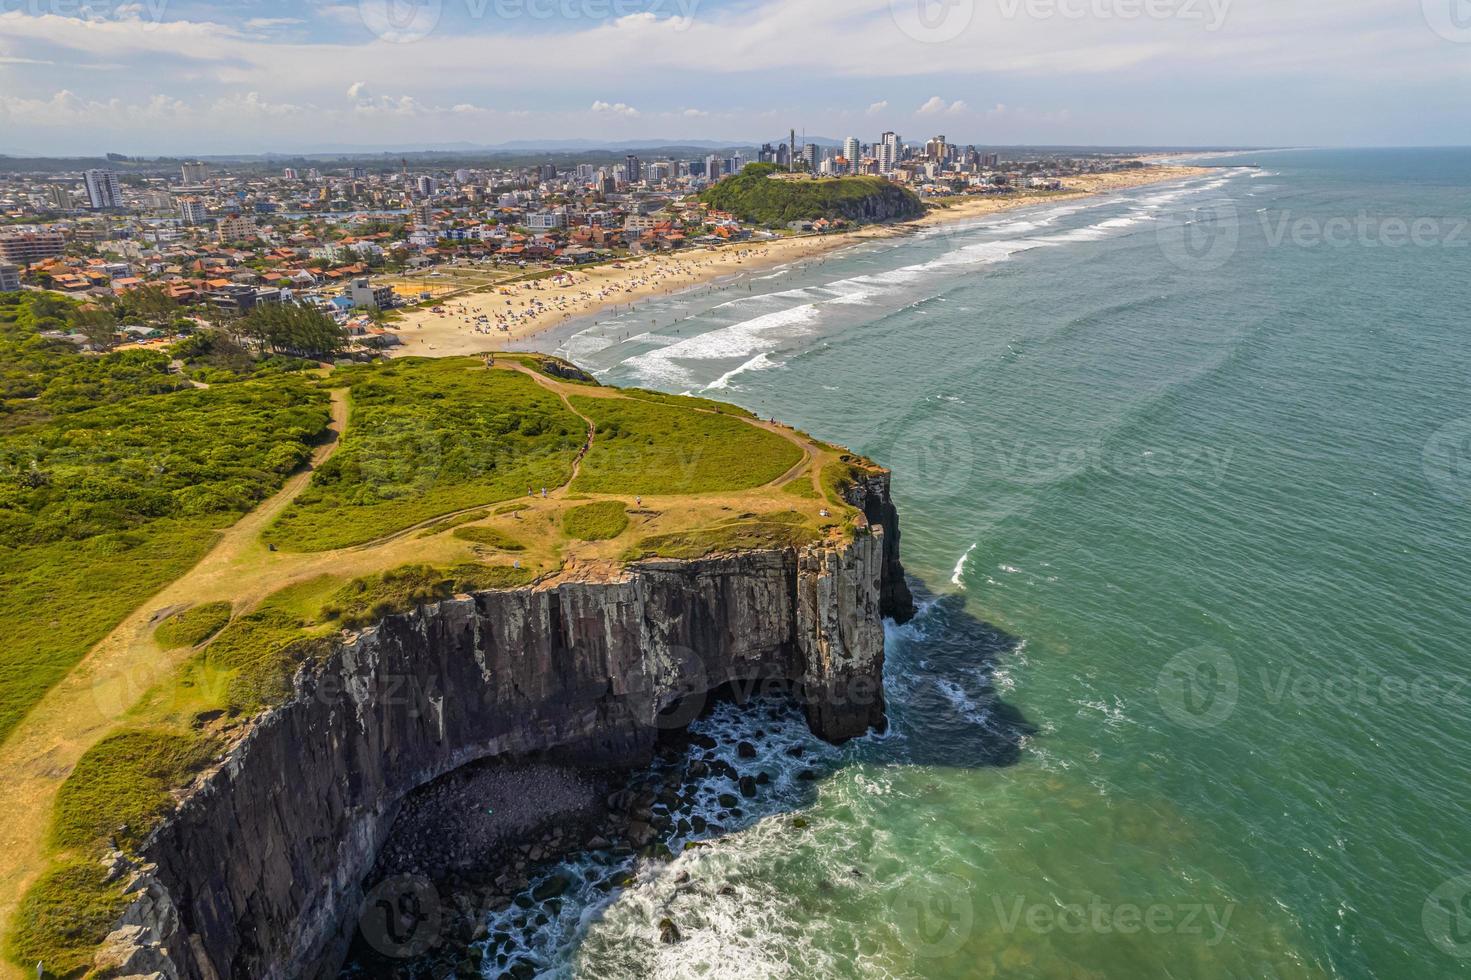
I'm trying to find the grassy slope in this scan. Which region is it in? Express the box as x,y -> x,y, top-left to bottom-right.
0,378 -> 330,746
264,358 -> 585,551
570,394 -> 802,495
699,163 -> 925,227
6,358 -> 862,974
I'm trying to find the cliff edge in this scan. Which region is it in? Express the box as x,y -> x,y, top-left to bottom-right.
94,476 -> 912,980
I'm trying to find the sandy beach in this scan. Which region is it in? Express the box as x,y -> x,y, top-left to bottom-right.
387,164 -> 1207,358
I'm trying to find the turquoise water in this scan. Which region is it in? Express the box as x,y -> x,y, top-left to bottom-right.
513,149 -> 1471,979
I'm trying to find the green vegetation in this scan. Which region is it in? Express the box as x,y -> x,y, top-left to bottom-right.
5,859 -> 128,977
266,359 -> 584,551
192,606 -> 331,715
20,728 -> 220,975
821,458 -> 866,508
417,509 -> 491,537
50,729 -> 220,852
625,520 -> 821,561
562,501 -> 630,541
570,395 -> 802,495
153,602 -> 234,650
321,562 -> 538,629
0,372 -> 330,744
453,525 -> 527,550
236,302 -> 348,359
699,162 -> 924,228
169,330 -> 314,385
782,477 -> 819,499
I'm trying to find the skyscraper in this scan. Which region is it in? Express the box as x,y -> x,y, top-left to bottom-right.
625,155 -> 643,183
843,137 -> 861,173
878,132 -> 901,175
84,169 -> 122,210
180,161 -> 209,184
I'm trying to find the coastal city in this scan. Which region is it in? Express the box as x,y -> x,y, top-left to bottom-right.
0,134 -> 1149,353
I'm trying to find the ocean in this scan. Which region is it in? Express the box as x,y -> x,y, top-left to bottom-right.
495,148 -> 1471,979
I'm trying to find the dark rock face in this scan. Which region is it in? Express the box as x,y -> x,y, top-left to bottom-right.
104,477 -> 909,980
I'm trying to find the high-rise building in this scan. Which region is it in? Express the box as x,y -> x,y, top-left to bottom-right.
843,137 -> 861,173
180,161 -> 210,183
282,168 -> 299,180
878,132 -> 901,175
625,155 -> 643,183
47,185 -> 75,210
803,143 -> 819,171
217,214 -> 257,243
705,154 -> 723,180
0,263 -> 21,292
178,197 -> 207,226
416,175 -> 438,197
0,230 -> 66,264
84,169 -> 123,210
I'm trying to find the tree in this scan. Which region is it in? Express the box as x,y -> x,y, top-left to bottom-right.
73,307 -> 118,350
240,303 -> 347,359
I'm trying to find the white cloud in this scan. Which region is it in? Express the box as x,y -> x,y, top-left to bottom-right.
347,81 -> 368,100
682,108 -> 709,118
591,100 -> 640,117
0,1 -> 1466,150
918,96 -> 970,115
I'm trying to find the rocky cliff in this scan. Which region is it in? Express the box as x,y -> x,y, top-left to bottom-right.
95,476 -> 912,980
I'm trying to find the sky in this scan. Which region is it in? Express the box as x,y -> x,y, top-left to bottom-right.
0,0 -> 1469,155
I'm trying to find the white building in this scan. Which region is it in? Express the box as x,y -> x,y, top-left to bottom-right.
180,161 -> 210,184
844,137 -> 861,173
178,197 -> 207,226
84,170 -> 123,210
526,211 -> 566,231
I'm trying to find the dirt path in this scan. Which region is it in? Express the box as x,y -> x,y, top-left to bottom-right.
0,389 -> 349,964
0,368 -> 840,969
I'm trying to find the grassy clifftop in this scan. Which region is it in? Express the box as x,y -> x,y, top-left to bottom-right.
6,351 -> 894,975
700,163 -> 925,227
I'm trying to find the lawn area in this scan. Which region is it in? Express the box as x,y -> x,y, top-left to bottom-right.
0,376 -> 330,746
624,519 -> 822,561
264,359 -> 586,551
153,601 -> 234,650
562,500 -> 630,541
569,394 -> 802,495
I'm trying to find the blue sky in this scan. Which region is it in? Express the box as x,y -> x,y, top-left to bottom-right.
1,0 -> 1469,154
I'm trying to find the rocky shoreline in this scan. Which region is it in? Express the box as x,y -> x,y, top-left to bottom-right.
348,686 -> 835,979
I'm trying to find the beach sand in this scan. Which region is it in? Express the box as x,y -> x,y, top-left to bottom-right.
386,164 -> 1208,359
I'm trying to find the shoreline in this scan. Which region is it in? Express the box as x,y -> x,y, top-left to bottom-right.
386,164 -> 1210,359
